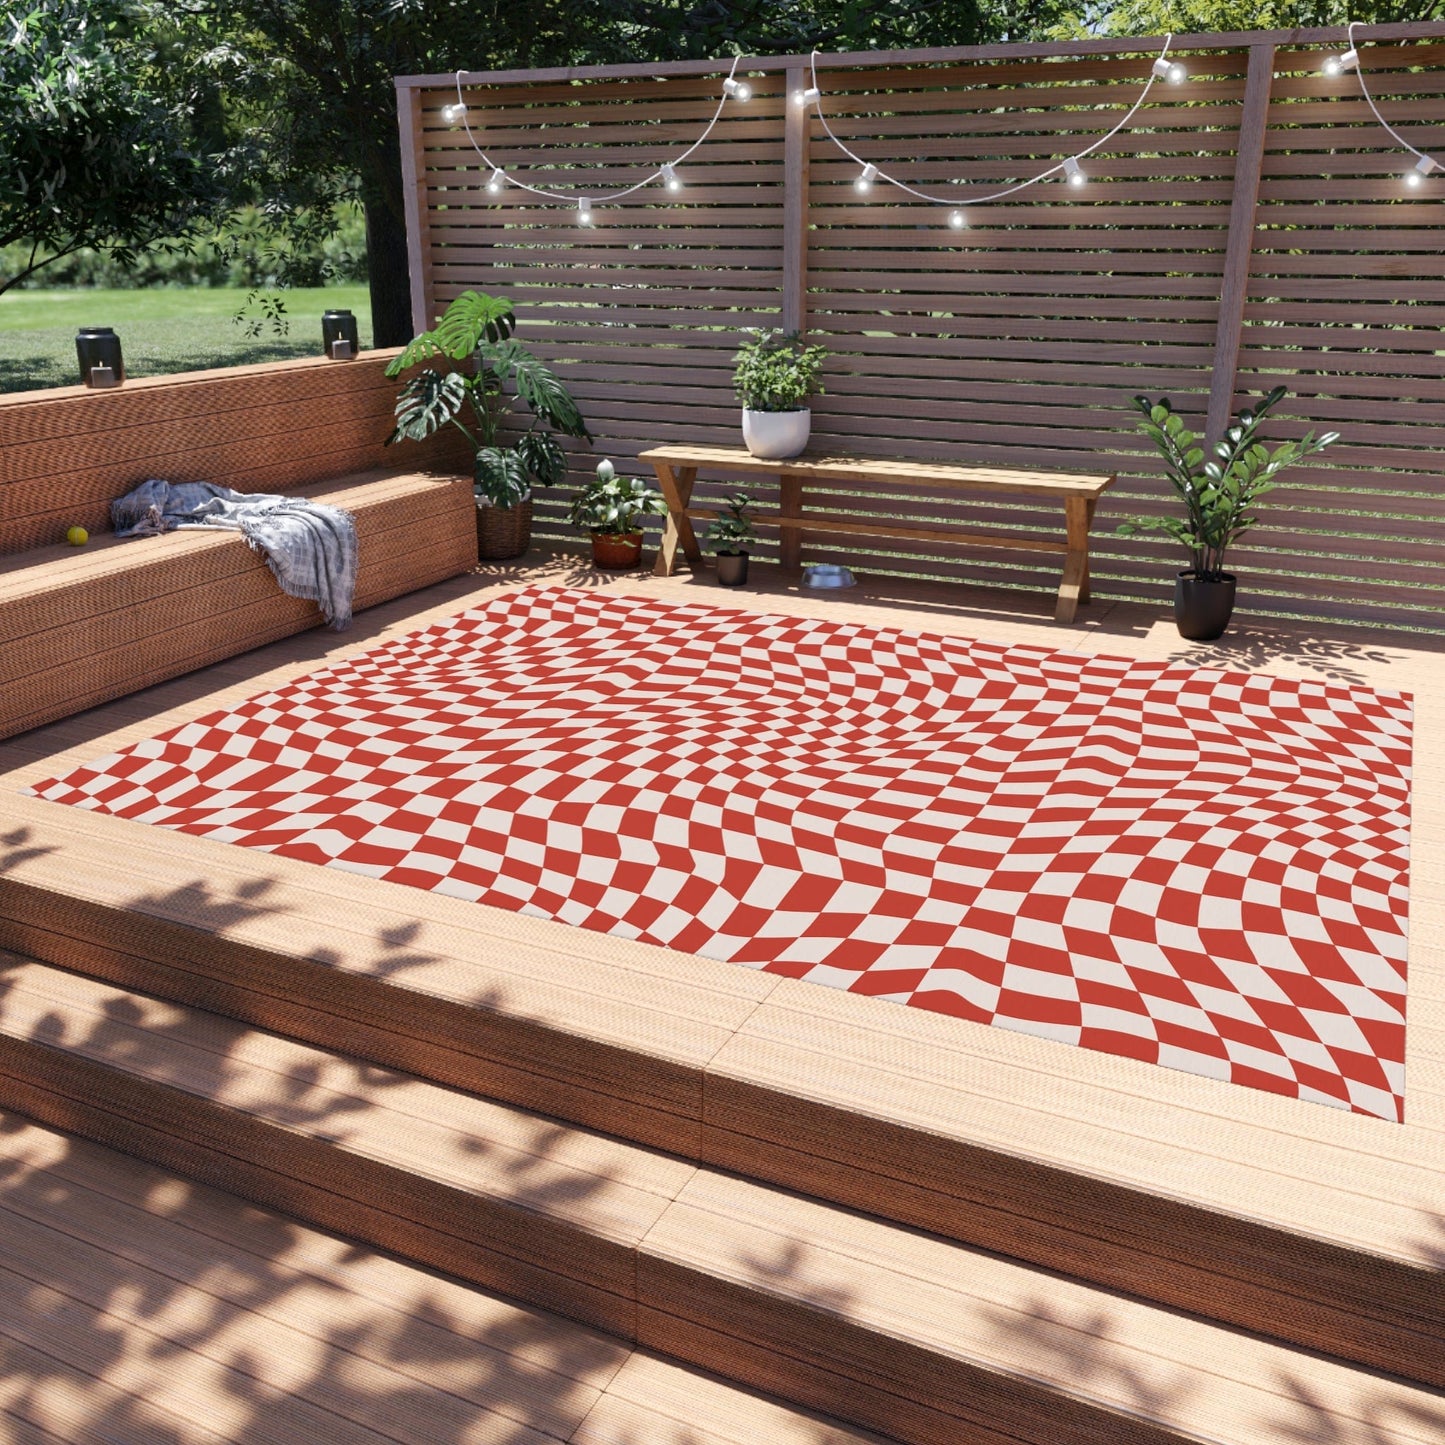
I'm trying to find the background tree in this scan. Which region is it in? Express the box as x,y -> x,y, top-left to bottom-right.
0,0 -> 236,297
1071,0 -> 1442,35
150,0 -> 1041,346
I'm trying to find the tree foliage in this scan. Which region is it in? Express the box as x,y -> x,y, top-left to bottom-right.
0,0 -> 236,295
1066,0 -> 1441,38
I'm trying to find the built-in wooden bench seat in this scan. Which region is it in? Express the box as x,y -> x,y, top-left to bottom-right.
0,469 -> 475,741
0,353 -> 475,742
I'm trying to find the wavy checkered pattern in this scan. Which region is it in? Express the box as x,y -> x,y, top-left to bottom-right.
28,587 -> 1412,1119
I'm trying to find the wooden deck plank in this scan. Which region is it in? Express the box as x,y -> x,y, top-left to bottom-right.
0,1116 -> 894,1445
572,1350 -> 896,1443
0,959 -> 702,1336
0,557 -> 1440,1395
637,1170 -> 1445,1445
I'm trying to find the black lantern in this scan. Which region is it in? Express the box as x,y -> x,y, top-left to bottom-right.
322,309 -> 360,360
76,327 -> 125,388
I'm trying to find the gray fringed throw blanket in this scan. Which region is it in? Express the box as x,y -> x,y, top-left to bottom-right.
111,480 -> 358,630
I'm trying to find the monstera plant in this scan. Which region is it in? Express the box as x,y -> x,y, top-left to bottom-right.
385,291 -> 589,559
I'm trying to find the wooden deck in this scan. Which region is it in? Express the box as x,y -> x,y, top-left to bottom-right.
0,554 -> 1441,1441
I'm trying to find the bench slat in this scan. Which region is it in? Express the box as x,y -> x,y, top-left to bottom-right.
641,444 -> 1114,498
682,508 -> 1070,554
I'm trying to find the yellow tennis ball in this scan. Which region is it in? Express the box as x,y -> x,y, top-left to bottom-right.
66,526 -> 89,546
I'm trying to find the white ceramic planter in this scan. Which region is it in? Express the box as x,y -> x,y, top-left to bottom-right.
742,408 -> 811,460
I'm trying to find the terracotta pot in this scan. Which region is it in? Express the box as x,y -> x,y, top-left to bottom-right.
742,408 -> 811,459
591,531 -> 643,570
715,551 -> 750,587
475,495 -> 532,560
1174,569 -> 1236,641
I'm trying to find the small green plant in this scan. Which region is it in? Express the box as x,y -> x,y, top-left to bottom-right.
385,291 -> 590,509
733,329 -> 827,412
568,459 -> 668,537
705,491 -> 758,555
1117,387 -> 1338,581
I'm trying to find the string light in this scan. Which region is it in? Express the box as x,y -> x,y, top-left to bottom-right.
806,35 -> 1182,215
445,56 -> 749,207
794,86 -> 821,107
1327,24 -> 1442,194
1407,155 -> 1440,187
948,210 -> 967,229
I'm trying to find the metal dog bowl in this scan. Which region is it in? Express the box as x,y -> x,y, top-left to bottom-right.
803,564 -> 856,590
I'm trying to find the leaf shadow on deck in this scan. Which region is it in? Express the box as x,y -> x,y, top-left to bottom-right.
0,883 -> 872,1444
1170,623 -> 1443,689
980,1288 -> 1445,1445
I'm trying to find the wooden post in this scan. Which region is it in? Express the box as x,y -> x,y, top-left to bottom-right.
396,83 -> 436,336
782,64 -> 811,335
1205,43 -> 1275,446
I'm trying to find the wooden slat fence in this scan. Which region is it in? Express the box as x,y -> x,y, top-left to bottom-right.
398,25 -> 1445,629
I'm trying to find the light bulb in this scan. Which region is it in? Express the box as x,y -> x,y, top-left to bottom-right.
1169,63 -> 1187,84
1152,58 -> 1186,84
578,197 -> 593,225
486,167 -> 505,194
1407,155 -> 1440,188
948,210 -> 967,230
1324,48 -> 1358,76
794,86 -> 821,107
441,101 -> 468,125
1064,157 -> 1085,187
661,163 -> 682,192
723,77 -> 751,102
855,162 -> 878,193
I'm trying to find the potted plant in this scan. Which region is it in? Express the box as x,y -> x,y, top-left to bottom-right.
385,290 -> 590,559
705,491 -> 758,586
733,328 -> 827,460
1118,387 -> 1338,641
568,459 -> 669,569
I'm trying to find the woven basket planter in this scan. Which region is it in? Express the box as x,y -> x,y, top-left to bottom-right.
475,495 -> 532,560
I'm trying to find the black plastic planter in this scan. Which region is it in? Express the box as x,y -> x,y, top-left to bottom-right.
1174,570 -> 1236,641
716,551 -> 750,587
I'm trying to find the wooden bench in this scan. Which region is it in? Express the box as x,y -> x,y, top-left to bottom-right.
640,445 -> 1115,623
0,356 -> 475,741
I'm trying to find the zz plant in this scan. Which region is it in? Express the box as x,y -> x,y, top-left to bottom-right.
385,291 -> 589,508
1118,387 -> 1338,581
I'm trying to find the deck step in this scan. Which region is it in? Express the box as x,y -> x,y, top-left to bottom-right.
0,955 -> 1440,1445
0,1112 -> 892,1445
0,796 -> 1440,1391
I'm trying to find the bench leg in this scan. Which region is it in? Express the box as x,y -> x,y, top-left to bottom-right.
652,464 -> 701,577
779,473 -> 803,573
1056,496 -> 1094,623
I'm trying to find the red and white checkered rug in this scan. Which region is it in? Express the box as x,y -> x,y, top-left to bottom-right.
28,587 -> 1412,1120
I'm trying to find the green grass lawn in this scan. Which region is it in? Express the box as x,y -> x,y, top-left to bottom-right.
0,286 -> 374,394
